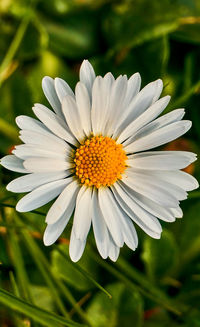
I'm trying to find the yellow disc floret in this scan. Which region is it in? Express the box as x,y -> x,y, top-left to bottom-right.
74,136 -> 127,188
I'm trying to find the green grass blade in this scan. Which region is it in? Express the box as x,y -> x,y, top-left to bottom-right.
15,215 -> 91,325
188,191 -> 200,199
88,249 -> 181,316
0,0 -> 36,86
57,248 -> 112,299
9,271 -> 20,298
0,288 -> 87,327
0,118 -> 18,142
166,80 -> 200,112
20,228 -> 70,318
8,229 -> 33,302
116,257 -> 167,298
108,20 -> 179,57
51,273 -> 92,326
0,203 -> 45,216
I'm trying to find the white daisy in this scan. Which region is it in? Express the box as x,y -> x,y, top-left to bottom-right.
1,60 -> 199,262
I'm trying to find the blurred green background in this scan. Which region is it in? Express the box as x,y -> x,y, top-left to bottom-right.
0,0 -> 200,326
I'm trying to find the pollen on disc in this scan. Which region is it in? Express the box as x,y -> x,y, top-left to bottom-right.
74,136 -> 127,188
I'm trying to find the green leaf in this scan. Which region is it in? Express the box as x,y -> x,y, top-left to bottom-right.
87,282 -> 143,327
0,288 -> 86,327
141,230 -> 178,282
52,244 -> 99,291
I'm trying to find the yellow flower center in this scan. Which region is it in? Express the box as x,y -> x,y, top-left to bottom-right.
74,136 -> 127,188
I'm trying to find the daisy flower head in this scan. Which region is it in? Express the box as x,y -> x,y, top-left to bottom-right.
1,60 -> 199,262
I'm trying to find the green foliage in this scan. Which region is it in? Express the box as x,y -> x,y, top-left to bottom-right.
142,230 -> 179,282
51,244 -> 99,291
44,13 -> 99,58
87,283 -> 143,327
0,0 -> 200,326
0,288 -> 86,327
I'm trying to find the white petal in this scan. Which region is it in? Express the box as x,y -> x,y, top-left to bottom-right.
126,169 -> 187,202
12,145 -> 68,161
92,189 -> 109,259
127,151 -> 197,170
171,206 -> 183,218
109,186 -> 138,250
46,180 -> 79,224
123,72 -> 141,108
105,75 -> 128,136
75,82 -> 92,136
91,73 -> 115,135
1,155 -> 28,173
126,78 -> 163,120
125,120 -> 192,153
174,170 -> 199,191
91,76 -> 103,135
7,171 -> 70,193
54,77 -> 74,103
44,181 -> 78,245
42,76 -> 63,118
73,186 -> 92,241
114,79 -> 163,138
112,182 -> 162,238
94,73 -> 115,135
16,115 -> 49,134
124,108 -> 185,147
44,211 -> 71,246
98,188 -> 124,247
19,130 -> 69,153
69,229 -> 86,262
23,157 -> 72,173
119,181 -> 175,222
121,215 -> 138,250
62,95 -> 85,142
33,104 -> 75,145
79,60 -> 95,98
108,236 -> 120,262
143,169 -> 199,192
116,95 -> 170,143
128,150 -> 196,160
122,171 -> 179,208
16,178 -> 69,212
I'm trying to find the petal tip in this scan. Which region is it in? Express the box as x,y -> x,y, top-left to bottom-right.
16,202 -> 25,213
42,76 -> 53,84
43,233 -> 53,246
15,115 -> 24,127
69,249 -> 81,262
6,182 -> 12,192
